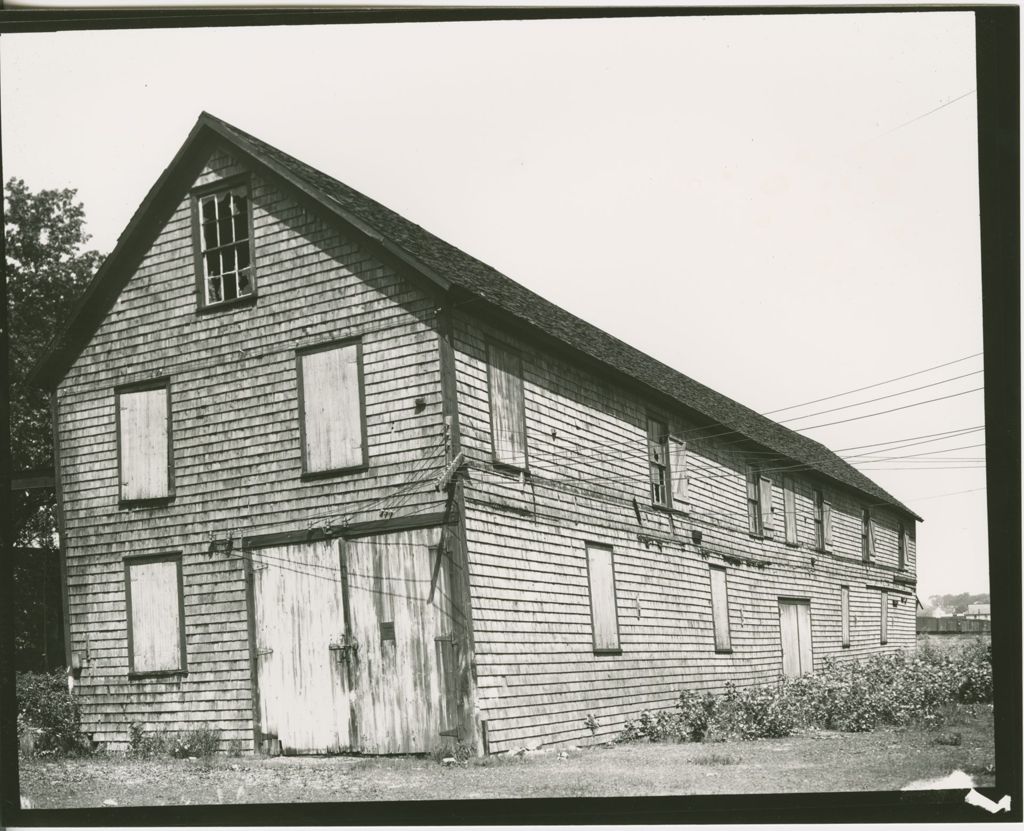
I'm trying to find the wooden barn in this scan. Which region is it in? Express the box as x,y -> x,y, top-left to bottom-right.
31,112 -> 921,755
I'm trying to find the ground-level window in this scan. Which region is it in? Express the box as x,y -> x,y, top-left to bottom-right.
125,553 -> 186,676
709,566 -> 732,652
194,181 -> 255,308
880,590 -> 889,645
117,380 -> 172,503
487,342 -> 527,469
841,585 -> 850,648
297,339 -> 367,476
585,543 -> 620,653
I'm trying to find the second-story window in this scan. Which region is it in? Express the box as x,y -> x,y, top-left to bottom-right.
487,342 -> 527,469
297,339 -> 367,477
861,508 -> 875,561
747,465 -> 773,536
898,522 -> 907,571
117,379 -> 172,504
813,487 -> 832,551
782,475 -> 798,545
194,182 -> 255,309
647,417 -> 669,506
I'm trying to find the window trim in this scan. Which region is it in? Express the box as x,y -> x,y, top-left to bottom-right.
584,542 -> 622,655
897,522 -> 907,571
880,589 -> 889,645
124,551 -> 188,679
746,463 -> 763,537
861,507 -> 875,562
296,337 -> 369,480
709,565 -> 733,654
485,340 -> 529,473
782,475 -> 798,546
115,377 -> 174,508
191,173 -> 258,314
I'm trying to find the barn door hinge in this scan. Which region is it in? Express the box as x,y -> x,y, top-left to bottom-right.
257,647 -> 273,658
250,561 -> 269,572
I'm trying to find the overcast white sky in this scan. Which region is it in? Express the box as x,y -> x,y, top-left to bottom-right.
1,12 -> 987,600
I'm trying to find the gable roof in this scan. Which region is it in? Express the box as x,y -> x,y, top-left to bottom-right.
31,111 -> 921,521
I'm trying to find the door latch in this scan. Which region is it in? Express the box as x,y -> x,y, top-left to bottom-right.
328,633 -> 359,664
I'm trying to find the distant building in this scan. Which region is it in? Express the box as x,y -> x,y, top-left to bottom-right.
965,603 -> 991,620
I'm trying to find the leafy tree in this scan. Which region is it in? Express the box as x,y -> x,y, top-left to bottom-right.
6,177 -> 103,667
924,592 -> 990,616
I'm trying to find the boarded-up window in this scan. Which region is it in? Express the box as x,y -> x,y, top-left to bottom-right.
783,476 -> 798,545
880,590 -> 889,645
117,382 -> 171,502
487,343 -> 527,468
647,417 -> 668,506
669,437 -> 689,507
861,508 -> 875,562
125,554 -> 185,675
586,544 -> 619,653
298,341 -> 366,475
841,585 -> 850,648
709,567 -> 732,652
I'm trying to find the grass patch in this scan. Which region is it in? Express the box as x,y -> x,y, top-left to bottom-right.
689,752 -> 739,766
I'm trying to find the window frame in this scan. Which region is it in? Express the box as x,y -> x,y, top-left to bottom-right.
191,173 -> 258,314
485,340 -> 529,472
880,589 -> 889,645
897,521 -> 907,571
746,464 -> 763,536
124,551 -> 188,679
812,488 -> 825,550
584,542 -> 621,655
115,377 -> 174,508
646,415 -> 670,508
296,337 -> 369,480
782,475 -> 798,546
840,584 -> 851,649
861,508 -> 875,562
709,565 -> 733,654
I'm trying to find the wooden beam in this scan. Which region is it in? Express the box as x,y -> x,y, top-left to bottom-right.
10,469 -> 55,490
241,511 -> 449,550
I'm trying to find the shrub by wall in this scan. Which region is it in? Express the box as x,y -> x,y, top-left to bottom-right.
16,669 -> 84,754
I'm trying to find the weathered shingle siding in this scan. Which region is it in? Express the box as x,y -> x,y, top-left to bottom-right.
57,147 -> 447,749
453,312 -> 917,752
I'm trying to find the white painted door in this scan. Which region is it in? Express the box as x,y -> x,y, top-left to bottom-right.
251,541 -> 351,754
778,599 -> 813,678
344,527 -> 455,753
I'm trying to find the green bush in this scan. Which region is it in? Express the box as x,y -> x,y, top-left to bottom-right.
618,642 -> 993,745
16,669 -> 85,754
170,727 -> 221,758
128,722 -> 220,758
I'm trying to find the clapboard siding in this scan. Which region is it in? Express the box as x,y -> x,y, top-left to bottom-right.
452,311 -> 918,752
57,147 -> 448,750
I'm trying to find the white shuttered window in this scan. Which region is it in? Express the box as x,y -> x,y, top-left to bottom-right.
118,383 -> 171,502
586,544 -> 620,652
299,341 -> 366,475
710,567 -> 732,652
487,343 -> 527,468
126,555 -> 185,675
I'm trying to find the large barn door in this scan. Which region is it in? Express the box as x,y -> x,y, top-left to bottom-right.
251,540 -> 351,754
344,527 -> 456,753
778,599 -> 813,678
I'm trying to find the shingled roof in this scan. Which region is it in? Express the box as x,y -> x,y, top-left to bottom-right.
32,112 -> 921,521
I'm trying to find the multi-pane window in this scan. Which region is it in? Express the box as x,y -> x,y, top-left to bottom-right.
647,417 -> 669,506
586,544 -> 620,653
813,488 -> 832,551
487,342 -> 527,469
125,553 -> 186,676
196,184 -> 254,307
709,567 -> 732,652
747,465 -> 773,536
298,340 -> 367,476
117,380 -> 172,503
783,475 -> 798,545
861,508 -> 875,562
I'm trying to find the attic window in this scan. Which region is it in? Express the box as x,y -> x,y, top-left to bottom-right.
193,180 -> 255,309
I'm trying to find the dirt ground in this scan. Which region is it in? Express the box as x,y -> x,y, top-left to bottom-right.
19,705 -> 994,808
